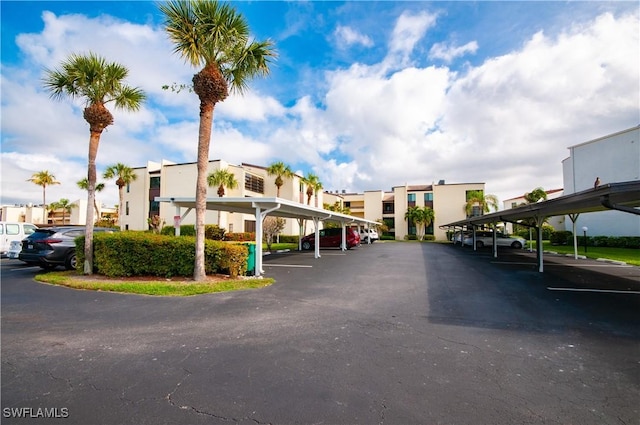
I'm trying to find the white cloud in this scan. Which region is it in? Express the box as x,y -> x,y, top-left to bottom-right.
429,40 -> 479,63
386,10 -> 438,67
334,25 -> 374,49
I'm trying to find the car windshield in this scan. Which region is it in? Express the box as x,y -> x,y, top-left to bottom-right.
26,229 -> 56,240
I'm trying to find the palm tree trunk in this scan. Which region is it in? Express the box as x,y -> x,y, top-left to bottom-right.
83,131 -> 100,274
118,186 -> 125,230
194,102 -> 215,281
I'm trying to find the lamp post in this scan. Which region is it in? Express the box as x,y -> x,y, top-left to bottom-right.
582,226 -> 588,254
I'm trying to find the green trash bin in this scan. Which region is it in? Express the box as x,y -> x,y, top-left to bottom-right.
245,243 -> 256,276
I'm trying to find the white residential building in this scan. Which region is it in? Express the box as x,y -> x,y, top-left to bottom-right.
561,125 -> 640,236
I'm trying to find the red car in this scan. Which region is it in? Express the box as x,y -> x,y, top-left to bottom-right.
301,227 -> 360,250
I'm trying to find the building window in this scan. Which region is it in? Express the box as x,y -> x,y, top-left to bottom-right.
126,183 -> 130,193
511,202 -> 518,208
125,224 -> 129,230
125,201 -> 130,216
244,220 -> 256,233
149,201 -> 160,218
424,193 -> 433,202
344,201 -> 351,208
408,193 -> 416,207
245,174 -> 264,194
383,202 -> 394,214
150,176 -> 160,189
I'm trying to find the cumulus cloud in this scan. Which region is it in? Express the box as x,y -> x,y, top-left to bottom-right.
334,25 -> 374,49
429,40 -> 479,63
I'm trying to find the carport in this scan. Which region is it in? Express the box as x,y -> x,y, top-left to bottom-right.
156,196 -> 379,277
441,180 -> 640,272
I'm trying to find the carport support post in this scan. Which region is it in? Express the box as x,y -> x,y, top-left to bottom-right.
341,223 -> 347,251
492,225 -> 498,258
568,213 -> 580,259
298,218 -> 304,251
313,217 -> 321,259
534,215 -> 545,273
174,204 -> 181,236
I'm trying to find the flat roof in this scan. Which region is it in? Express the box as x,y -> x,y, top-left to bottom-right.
156,196 -> 379,226
442,180 -> 640,228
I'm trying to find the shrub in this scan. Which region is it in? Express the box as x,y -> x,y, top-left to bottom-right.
205,224 -> 226,240
278,235 -> 300,243
161,224 -> 195,236
76,232 -> 248,278
550,230 -> 573,245
380,234 -> 395,240
160,224 -> 226,240
405,234 -> 418,240
422,235 -> 435,241
225,232 -> 255,242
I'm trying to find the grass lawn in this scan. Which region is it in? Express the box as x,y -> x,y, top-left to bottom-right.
531,241 -> 640,266
264,242 -> 298,251
35,271 -> 274,296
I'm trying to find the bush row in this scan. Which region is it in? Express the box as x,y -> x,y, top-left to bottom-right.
76,232 -> 248,278
544,231 -> 639,248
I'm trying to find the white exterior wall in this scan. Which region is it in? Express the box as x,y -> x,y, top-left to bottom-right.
363,191 -> 383,223
562,126 -> 640,236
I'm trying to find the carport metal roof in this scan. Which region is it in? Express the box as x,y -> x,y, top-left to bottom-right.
440,180 -> 640,272
156,196 -> 379,277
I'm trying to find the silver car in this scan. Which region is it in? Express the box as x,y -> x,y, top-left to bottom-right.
463,231 -> 525,249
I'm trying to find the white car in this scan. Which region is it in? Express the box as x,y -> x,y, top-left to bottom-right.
360,228 -> 379,243
463,231 -> 525,249
7,240 -> 22,259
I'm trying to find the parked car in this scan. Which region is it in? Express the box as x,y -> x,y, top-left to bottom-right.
451,231 -> 470,245
301,227 -> 360,250
7,240 -> 23,259
18,226 -> 118,270
463,231 -> 526,249
359,228 -> 379,243
0,222 -> 38,257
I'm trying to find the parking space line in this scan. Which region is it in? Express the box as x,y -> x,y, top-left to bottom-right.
263,264 -> 313,268
547,287 -> 640,295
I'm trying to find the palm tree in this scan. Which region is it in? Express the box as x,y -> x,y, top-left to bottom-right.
465,190 -> 498,217
303,172 -> 323,206
77,178 -> 106,223
49,198 -> 76,225
103,163 -> 137,230
43,52 -> 145,274
159,0 -> 276,281
208,168 -> 238,227
27,170 -> 60,209
420,206 -> 435,239
523,187 -> 548,204
266,161 -> 293,197
404,206 -> 420,238
208,169 -> 238,197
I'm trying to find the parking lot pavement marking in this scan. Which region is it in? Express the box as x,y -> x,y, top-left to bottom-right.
9,266 -> 41,271
547,287 -> 640,295
263,264 -> 313,268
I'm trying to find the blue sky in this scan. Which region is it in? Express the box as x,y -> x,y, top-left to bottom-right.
1,1 -> 638,209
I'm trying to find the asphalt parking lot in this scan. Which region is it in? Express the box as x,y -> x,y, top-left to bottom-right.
1,242 -> 639,425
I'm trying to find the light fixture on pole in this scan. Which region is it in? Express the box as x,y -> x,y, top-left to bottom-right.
582,226 -> 588,254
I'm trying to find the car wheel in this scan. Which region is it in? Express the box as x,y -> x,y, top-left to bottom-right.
302,241 -> 311,250
65,253 -> 77,270
511,241 -> 523,249
476,241 -> 484,249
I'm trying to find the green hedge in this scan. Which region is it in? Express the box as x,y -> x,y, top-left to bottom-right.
550,230 -> 573,245
225,232 -> 255,242
160,224 -> 226,240
76,232 -> 248,278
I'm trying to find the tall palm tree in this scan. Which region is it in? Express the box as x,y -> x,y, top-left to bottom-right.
103,163 -> 137,230
303,172 -> 323,206
27,170 -> 60,209
465,190 -> 498,217
43,52 -> 145,274
208,169 -> 238,197
420,206 -> 435,239
266,161 -> 293,197
160,0 -> 276,281
77,178 -> 106,223
404,206 -> 421,238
